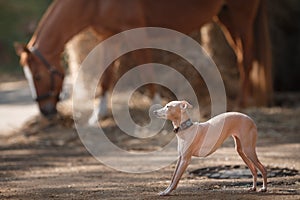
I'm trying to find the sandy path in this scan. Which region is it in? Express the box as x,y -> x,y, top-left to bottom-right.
0,80 -> 299,199
0,81 -> 39,135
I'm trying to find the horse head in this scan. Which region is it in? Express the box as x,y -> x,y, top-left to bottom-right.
14,43 -> 64,118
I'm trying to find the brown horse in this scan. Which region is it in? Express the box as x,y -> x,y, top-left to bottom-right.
15,0 -> 272,117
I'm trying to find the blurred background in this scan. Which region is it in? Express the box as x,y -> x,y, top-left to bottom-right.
0,0 -> 299,93
0,0 -> 51,76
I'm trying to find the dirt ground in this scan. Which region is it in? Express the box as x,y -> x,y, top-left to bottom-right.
0,81 -> 300,200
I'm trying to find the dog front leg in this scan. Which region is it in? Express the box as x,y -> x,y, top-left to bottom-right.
159,156 -> 191,196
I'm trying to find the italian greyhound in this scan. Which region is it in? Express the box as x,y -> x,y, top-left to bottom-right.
153,100 -> 267,196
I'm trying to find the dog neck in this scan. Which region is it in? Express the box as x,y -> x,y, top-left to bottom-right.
173,111 -> 193,133
173,119 -> 193,133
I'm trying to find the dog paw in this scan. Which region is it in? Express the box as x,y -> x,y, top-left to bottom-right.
158,191 -> 170,196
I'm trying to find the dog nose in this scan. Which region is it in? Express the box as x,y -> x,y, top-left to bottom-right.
40,103 -> 57,118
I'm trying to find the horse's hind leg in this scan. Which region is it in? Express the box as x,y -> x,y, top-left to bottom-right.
234,136 -> 258,191
215,1 -> 260,107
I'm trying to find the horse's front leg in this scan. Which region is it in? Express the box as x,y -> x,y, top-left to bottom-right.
88,93 -> 109,125
132,49 -> 162,104
88,65 -> 114,125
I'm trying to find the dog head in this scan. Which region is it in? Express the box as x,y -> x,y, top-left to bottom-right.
153,100 -> 192,122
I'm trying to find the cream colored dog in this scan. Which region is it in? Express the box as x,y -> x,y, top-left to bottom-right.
153,100 -> 267,196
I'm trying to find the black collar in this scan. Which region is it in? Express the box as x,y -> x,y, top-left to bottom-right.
173,119 -> 193,133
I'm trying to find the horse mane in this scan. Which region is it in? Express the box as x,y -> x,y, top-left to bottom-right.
28,0 -> 60,47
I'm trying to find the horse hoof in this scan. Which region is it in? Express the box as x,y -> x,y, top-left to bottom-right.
248,187 -> 256,192
259,188 -> 267,192
88,109 -> 100,125
88,114 -> 98,126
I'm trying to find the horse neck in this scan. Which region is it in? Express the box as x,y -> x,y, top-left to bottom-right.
28,0 -> 93,64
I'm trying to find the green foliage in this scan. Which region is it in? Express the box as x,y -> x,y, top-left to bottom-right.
0,0 -> 51,74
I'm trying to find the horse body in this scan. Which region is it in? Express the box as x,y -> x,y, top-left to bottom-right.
92,0 -> 223,33
15,0 -> 272,117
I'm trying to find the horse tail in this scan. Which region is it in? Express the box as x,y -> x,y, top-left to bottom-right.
251,0 -> 273,106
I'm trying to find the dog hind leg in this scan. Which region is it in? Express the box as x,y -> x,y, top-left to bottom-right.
233,136 -> 258,191
243,148 -> 267,192
241,127 -> 267,192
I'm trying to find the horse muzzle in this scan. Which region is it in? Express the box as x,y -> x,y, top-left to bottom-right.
40,103 -> 57,118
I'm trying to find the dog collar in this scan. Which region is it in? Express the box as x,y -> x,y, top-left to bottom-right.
173,119 -> 193,133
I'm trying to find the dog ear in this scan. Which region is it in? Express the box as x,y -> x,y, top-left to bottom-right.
14,42 -> 30,56
180,100 -> 193,109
